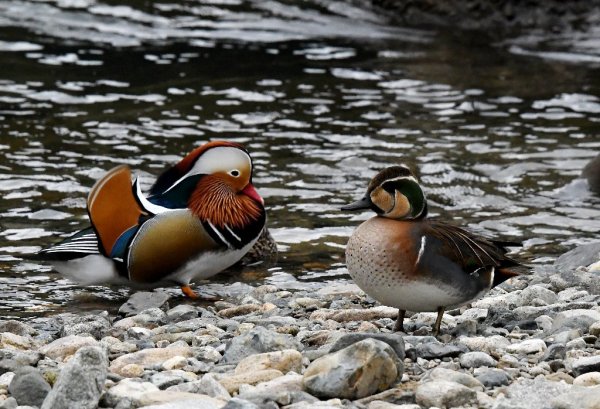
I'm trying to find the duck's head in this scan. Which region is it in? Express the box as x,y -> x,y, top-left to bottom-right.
148,141 -> 264,226
342,165 -> 427,220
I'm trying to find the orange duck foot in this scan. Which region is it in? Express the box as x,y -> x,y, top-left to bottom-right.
180,285 -> 199,299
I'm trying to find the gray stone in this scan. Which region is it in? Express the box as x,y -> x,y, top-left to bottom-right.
554,242 -> 600,272
423,367 -> 483,391
61,314 -> 111,340
8,366 -> 51,407
329,332 -> 405,360
551,385 -> 600,409
222,398 -> 262,409
415,380 -> 477,408
416,342 -> 467,359
490,377 -> 572,409
0,349 -> 41,367
222,327 -> 302,364
551,310 -> 600,334
150,372 -> 186,389
0,321 -> 37,337
166,305 -> 199,322
167,373 -> 231,399
459,351 -> 497,368
570,355 -> 600,377
303,338 -> 399,400
474,368 -> 510,388
0,397 -> 17,409
101,378 -> 159,407
41,345 -> 108,409
118,291 -> 170,317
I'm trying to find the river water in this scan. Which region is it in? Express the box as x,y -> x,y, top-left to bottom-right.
0,0 -> 599,317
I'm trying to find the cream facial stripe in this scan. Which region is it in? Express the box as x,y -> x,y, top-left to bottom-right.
166,147 -> 252,193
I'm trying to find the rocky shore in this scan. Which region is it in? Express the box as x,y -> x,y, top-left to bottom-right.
0,243 -> 599,409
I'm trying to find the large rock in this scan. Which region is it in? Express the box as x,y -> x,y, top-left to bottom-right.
550,310 -> 600,334
551,385 -> 600,409
303,338 -> 399,399
8,366 -> 51,407
118,291 -> 171,317
0,321 -> 37,337
415,380 -> 477,408
0,349 -> 42,367
39,335 -> 98,361
570,356 -> 600,377
416,341 -> 467,359
423,367 -> 483,391
0,333 -> 34,351
109,347 -> 193,376
41,345 -> 108,409
329,333 -> 405,360
101,378 -> 159,407
60,314 -> 111,339
555,243 -> 600,272
490,377 -> 573,409
222,327 -> 302,364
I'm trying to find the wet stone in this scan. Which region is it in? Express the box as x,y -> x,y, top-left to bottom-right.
166,305 -> 199,323
118,291 -> 171,317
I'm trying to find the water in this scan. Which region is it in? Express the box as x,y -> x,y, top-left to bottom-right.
0,0 -> 599,318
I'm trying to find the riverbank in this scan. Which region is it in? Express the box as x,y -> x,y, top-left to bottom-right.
369,0 -> 600,34
0,243 -> 599,409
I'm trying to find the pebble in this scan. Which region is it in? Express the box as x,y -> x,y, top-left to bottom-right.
415,380 -> 477,408
505,338 -> 547,355
416,341 -> 467,359
221,327 -> 302,364
424,367 -> 484,391
573,372 -> 600,386
459,351 -> 498,368
474,367 -> 511,388
303,338 -> 399,399
38,335 -> 98,361
109,347 -> 193,376
234,350 -> 302,374
168,373 -> 231,400
569,355 -> 600,377
218,369 -> 284,394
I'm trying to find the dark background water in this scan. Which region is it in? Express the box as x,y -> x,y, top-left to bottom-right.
0,0 -> 599,317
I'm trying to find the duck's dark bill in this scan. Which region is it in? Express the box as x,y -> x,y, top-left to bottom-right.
341,196 -> 371,211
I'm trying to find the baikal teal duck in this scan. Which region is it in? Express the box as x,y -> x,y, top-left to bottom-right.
342,165 -> 529,335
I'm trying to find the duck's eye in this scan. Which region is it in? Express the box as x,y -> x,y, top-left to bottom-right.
229,170 -> 240,177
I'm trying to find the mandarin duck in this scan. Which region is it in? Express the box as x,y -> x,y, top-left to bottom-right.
342,166 -> 528,335
39,141 -> 266,298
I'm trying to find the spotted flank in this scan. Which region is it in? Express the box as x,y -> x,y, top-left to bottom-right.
343,165 -> 529,335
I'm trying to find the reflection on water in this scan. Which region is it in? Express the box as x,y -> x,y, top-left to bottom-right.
0,0 -> 599,317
